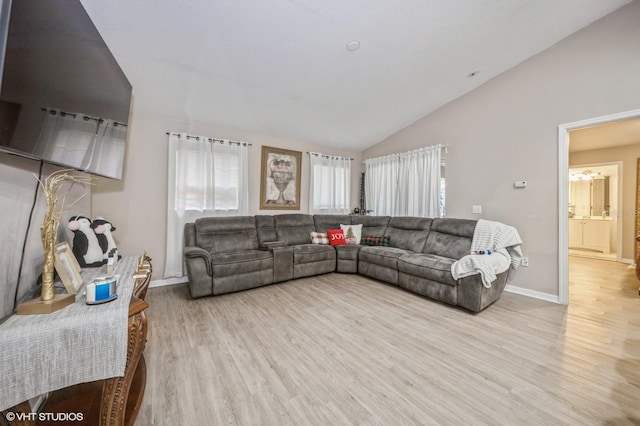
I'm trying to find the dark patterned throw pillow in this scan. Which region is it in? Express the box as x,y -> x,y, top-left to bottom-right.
361,235 -> 390,246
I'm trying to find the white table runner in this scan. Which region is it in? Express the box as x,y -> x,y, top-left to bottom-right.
0,256 -> 137,411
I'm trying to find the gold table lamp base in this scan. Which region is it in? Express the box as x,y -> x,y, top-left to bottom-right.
17,293 -> 76,315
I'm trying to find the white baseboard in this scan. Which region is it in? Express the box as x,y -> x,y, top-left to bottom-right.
150,276 -> 188,288
505,284 -> 561,304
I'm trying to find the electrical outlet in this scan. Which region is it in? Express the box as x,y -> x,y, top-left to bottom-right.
472,205 -> 482,214
521,257 -> 529,267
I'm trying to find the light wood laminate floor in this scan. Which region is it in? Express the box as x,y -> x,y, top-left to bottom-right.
137,258 -> 640,425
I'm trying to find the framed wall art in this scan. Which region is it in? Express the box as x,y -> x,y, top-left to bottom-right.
260,146 -> 302,210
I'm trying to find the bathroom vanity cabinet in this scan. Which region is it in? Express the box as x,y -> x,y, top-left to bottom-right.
569,218 -> 611,253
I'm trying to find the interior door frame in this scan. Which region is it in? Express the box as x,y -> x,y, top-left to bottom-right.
558,108 -> 640,304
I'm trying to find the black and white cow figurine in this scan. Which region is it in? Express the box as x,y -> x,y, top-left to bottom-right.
67,215 -> 104,267
91,217 -> 120,262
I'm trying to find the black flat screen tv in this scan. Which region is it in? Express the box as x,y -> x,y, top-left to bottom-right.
0,0 -> 132,179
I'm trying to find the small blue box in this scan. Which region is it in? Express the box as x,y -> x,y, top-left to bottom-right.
86,276 -> 118,304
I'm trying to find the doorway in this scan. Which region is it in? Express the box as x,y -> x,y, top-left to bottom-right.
558,109 -> 640,304
568,162 -> 621,262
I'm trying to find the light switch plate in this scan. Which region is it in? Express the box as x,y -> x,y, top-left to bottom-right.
472,205 -> 482,214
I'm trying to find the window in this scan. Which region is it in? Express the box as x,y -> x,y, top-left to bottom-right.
364,144 -> 443,217
176,144 -> 243,212
308,152 -> 351,214
164,133 -> 249,278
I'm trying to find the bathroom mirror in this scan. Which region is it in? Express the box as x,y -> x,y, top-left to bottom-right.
591,176 -> 610,216
568,171 -> 610,217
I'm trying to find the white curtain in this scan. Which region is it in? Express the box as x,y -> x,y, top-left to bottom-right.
308,152 -> 351,214
164,133 -> 249,278
364,144 -> 442,217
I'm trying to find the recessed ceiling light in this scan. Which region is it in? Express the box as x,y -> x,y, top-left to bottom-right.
468,71 -> 480,78
346,41 -> 360,52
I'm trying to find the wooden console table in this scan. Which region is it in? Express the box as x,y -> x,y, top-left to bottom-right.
0,257 -> 151,426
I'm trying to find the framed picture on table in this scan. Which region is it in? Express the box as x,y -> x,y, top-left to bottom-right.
260,146 -> 302,210
55,242 -> 83,294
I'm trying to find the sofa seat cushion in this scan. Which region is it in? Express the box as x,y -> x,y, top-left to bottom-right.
294,244 -> 336,264
335,244 -> 361,261
398,253 -> 458,286
359,246 -> 411,269
211,250 -> 273,277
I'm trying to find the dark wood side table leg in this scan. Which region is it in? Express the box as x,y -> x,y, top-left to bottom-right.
100,302 -> 148,426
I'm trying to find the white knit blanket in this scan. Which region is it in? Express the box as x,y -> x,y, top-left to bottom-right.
451,219 -> 523,288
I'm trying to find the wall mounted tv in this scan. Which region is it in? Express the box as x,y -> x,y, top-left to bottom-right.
0,0 -> 132,180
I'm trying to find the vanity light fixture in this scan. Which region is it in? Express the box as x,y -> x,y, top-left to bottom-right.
569,170 -> 602,181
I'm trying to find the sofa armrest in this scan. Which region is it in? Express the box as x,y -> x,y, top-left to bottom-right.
456,270 -> 509,312
184,246 -> 212,276
259,241 -> 288,251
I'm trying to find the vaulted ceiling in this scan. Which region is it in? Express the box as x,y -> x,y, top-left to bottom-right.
80,0 -> 631,150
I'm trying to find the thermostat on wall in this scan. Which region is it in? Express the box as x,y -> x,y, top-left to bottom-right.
514,180 -> 527,188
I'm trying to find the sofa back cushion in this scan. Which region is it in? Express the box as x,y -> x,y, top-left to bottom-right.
384,217 -> 432,252
274,214 -> 316,246
194,216 -> 259,254
424,218 -> 477,259
184,222 -> 197,247
255,215 -> 277,244
313,214 -> 352,233
351,216 -> 390,239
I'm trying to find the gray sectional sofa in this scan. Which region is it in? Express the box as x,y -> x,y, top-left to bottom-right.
184,214 -> 511,312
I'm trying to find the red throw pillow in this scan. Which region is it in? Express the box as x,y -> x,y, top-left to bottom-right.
326,229 -> 347,246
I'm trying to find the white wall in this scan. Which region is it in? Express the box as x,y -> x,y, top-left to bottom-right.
91,113 -> 361,281
362,1 -> 640,296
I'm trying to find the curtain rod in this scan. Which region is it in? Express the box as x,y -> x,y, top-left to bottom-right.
363,144 -> 446,162
308,151 -> 354,161
41,108 -> 127,127
166,132 -> 252,146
